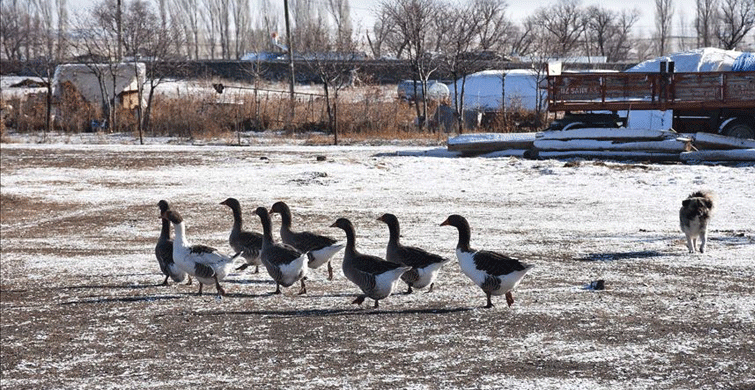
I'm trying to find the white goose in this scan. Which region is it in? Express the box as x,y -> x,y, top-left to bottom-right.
162,209 -> 240,296
441,214 -> 533,309
155,200 -> 191,286
331,218 -> 410,309
254,206 -> 309,295
270,201 -> 344,280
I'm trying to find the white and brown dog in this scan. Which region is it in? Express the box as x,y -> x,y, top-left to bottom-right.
679,191 -> 716,253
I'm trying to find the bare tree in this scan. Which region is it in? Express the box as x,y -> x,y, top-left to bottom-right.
695,0 -> 718,47
508,18 -> 536,57
0,0 -> 41,60
378,0 -> 441,130
473,0 -> 513,53
437,1 -> 482,133
366,5 -> 407,58
530,0 -> 588,57
56,0 -> 68,60
201,0 -> 220,58
171,0 -> 201,59
716,0 -> 755,49
73,0 -> 124,130
677,10 -> 694,50
232,0 -> 251,59
654,0 -> 674,55
327,0 -> 353,51
585,6 -> 639,62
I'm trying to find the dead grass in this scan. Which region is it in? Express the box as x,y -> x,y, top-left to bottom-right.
6,81 -> 547,140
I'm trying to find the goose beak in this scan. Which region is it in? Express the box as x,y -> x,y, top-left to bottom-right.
219,200 -> 226,205
329,221 -> 338,228
440,218 -> 450,226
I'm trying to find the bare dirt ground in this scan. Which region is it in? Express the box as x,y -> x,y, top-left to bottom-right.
1,140 -> 754,389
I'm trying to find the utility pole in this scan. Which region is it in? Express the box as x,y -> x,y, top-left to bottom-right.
117,0 -> 122,61
283,0 -> 295,130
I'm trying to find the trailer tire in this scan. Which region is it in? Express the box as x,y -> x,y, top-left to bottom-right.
722,119 -> 755,140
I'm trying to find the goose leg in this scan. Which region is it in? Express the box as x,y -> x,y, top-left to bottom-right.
427,283 -> 435,293
198,283 -> 204,296
373,299 -> 379,309
505,291 -> 514,307
161,275 -> 170,286
352,295 -> 366,306
215,275 -> 226,296
235,263 -> 249,271
186,276 -> 192,285
298,278 -> 307,295
272,283 -> 282,295
255,265 -> 260,274
406,285 -> 413,294
327,261 -> 334,281
484,292 -> 494,308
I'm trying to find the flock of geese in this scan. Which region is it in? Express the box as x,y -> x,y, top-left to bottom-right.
156,198 -> 534,309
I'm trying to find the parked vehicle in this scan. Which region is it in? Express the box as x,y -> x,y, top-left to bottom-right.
546,52 -> 755,139
397,80 -> 449,102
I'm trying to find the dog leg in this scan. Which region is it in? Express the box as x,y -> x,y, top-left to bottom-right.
685,235 -> 695,253
699,230 -> 707,253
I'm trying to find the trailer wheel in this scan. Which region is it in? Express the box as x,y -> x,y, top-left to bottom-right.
722,119 -> 755,139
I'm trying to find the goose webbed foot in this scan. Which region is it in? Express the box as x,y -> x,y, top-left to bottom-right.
405,285 -> 414,294
161,276 -> 169,286
505,291 -> 514,307
352,295 -> 366,306
427,283 -> 435,293
235,263 -> 250,271
373,299 -> 380,309
297,278 -> 307,295
186,276 -> 193,285
271,284 -> 282,295
215,276 -> 226,296
484,292 -> 494,308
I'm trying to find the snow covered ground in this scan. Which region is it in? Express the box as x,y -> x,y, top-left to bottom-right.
1,135 -> 754,389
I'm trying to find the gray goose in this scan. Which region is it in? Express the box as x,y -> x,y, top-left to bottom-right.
270,201 -> 344,280
330,218 -> 410,308
155,200 -> 191,286
254,207 -> 308,295
377,213 -> 450,293
162,209 -> 241,296
440,214 -> 533,309
220,198 -> 263,273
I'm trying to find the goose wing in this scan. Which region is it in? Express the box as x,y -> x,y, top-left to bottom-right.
237,230 -> 263,257
265,243 -> 304,266
353,253 -> 407,275
474,250 -> 528,276
396,244 -> 448,269
189,244 -> 235,267
289,230 -> 337,252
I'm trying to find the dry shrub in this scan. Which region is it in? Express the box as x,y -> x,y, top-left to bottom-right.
55,81 -> 99,132
6,94 -> 47,133
147,93 -> 233,139
483,107 -> 546,133
143,83 -> 439,141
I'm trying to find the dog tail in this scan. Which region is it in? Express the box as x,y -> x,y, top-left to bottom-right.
689,190 -> 717,213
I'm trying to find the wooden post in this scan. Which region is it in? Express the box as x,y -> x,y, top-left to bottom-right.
283,0 -> 295,130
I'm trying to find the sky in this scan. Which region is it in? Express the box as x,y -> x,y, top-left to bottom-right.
65,0 -> 698,38
340,0 -> 697,37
